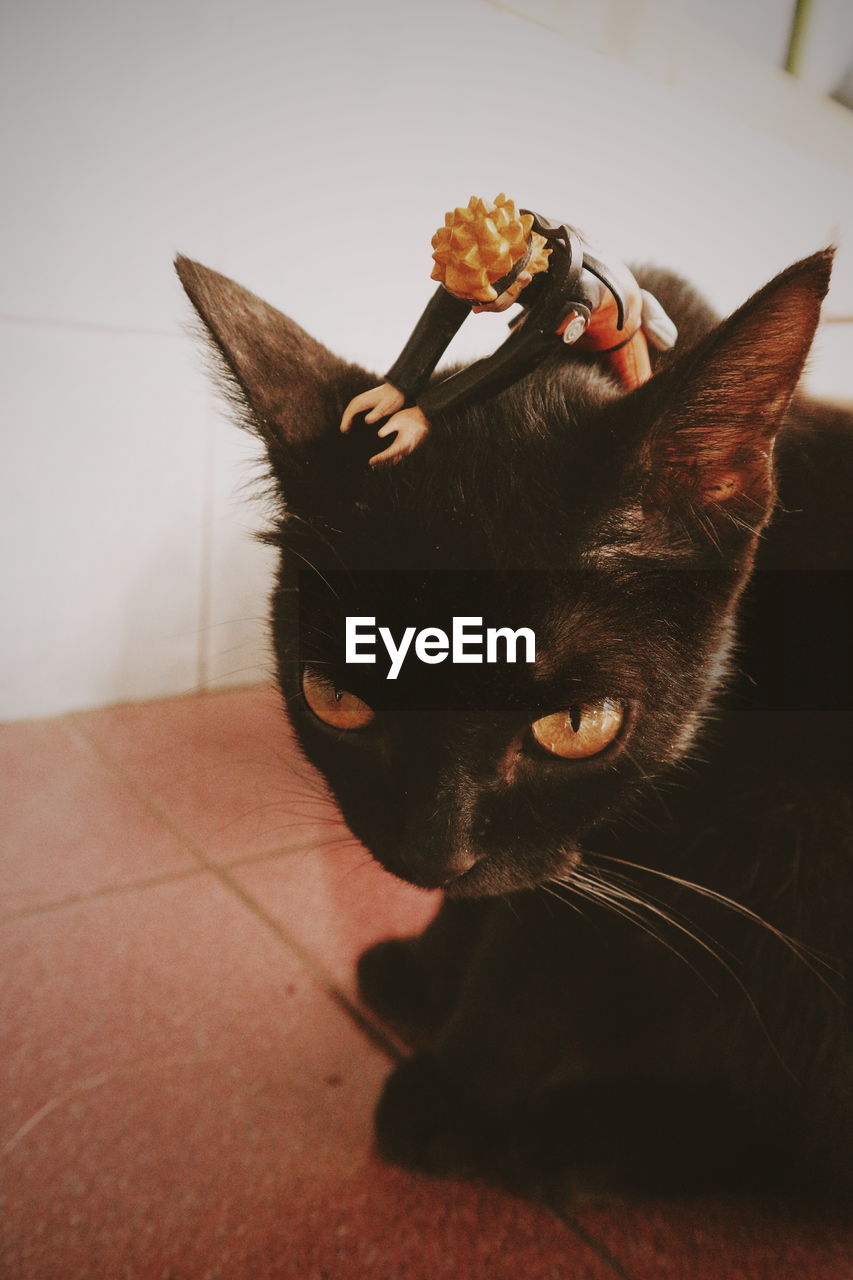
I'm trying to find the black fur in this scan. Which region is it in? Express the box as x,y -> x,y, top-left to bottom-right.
178,250 -> 852,1194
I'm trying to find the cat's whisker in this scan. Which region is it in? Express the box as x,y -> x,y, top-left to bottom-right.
725,509 -> 761,537
283,511 -> 354,577
213,757 -> 326,788
500,893 -> 523,923
335,852 -> 379,881
575,868 -> 734,968
275,812 -> 347,828
222,814 -> 343,844
570,870 -> 805,1082
234,775 -> 331,806
562,870 -> 718,993
586,852 -> 841,988
213,789 -> 337,824
201,639 -> 268,662
197,617 -> 268,636
310,837 -> 368,857
617,746 -> 676,822
575,863 -> 733,954
687,499 -> 723,553
275,658 -> 342,670
279,660 -> 338,670
203,664 -> 275,685
246,774 -> 330,804
281,545 -> 342,602
541,882 -> 587,919
550,870 -> 712,988
223,789 -> 334,816
229,818 -> 350,847
572,868 -> 808,1084
553,872 -> 661,934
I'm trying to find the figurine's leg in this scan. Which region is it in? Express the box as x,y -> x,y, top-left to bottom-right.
357,897 -> 490,1033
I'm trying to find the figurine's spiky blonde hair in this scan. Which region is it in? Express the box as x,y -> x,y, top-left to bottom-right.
430,194 -> 550,303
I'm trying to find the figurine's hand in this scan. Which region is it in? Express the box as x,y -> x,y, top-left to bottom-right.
340,384 -> 405,433
369,407 -> 430,467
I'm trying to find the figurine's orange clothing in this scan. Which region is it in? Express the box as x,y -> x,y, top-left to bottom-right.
574,273 -> 651,389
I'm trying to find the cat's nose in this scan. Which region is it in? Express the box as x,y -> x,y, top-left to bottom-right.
437,847 -> 481,886
396,840 -> 480,890
394,768 -> 483,887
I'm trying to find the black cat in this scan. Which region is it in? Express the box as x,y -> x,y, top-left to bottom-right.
178,248 -> 852,1194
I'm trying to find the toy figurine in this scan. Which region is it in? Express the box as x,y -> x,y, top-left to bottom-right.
341,194 -> 677,465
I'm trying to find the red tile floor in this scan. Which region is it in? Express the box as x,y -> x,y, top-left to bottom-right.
3,685 -> 852,1279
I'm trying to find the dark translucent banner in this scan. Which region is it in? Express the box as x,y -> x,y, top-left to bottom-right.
293,568 -> 853,715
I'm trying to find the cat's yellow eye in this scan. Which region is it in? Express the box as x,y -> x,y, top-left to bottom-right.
530,699 -> 624,759
302,671 -> 375,731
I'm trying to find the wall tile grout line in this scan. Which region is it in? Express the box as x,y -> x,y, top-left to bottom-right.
0,680 -> 278,731
59,713 -> 403,1061
196,411 -> 215,691
0,312 -> 184,339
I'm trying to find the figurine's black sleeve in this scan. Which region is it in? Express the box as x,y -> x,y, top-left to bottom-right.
416,321 -> 555,416
415,246 -> 577,417
384,287 -> 471,402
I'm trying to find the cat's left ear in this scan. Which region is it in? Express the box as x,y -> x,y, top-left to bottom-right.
175,256 -> 372,475
639,249 -> 833,524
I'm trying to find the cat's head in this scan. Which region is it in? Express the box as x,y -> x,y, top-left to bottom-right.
178,250 -> 830,897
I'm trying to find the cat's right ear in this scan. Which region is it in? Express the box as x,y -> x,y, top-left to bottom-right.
634,249 -> 833,533
175,257 -> 374,481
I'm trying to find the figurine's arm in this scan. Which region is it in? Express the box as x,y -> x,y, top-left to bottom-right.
413,239 -> 582,417
416,317 -> 555,417
363,298 -> 559,461
340,286 -> 470,439
384,286 -> 472,402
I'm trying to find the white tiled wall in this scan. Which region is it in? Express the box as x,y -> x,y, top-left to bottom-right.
2,0 -> 851,719
0,323 -> 207,718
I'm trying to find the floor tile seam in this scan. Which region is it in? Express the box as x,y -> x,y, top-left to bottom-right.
62,716 -> 404,1062
209,862 -> 402,1060
26,705 -> 634,1272
545,1201 -> 636,1280
61,715 -> 226,869
0,864 -> 209,927
0,848 -> 401,1059
60,701 -> 333,867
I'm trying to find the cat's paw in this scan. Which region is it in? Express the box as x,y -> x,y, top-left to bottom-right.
374,1054 -> 492,1175
357,939 -> 437,1029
